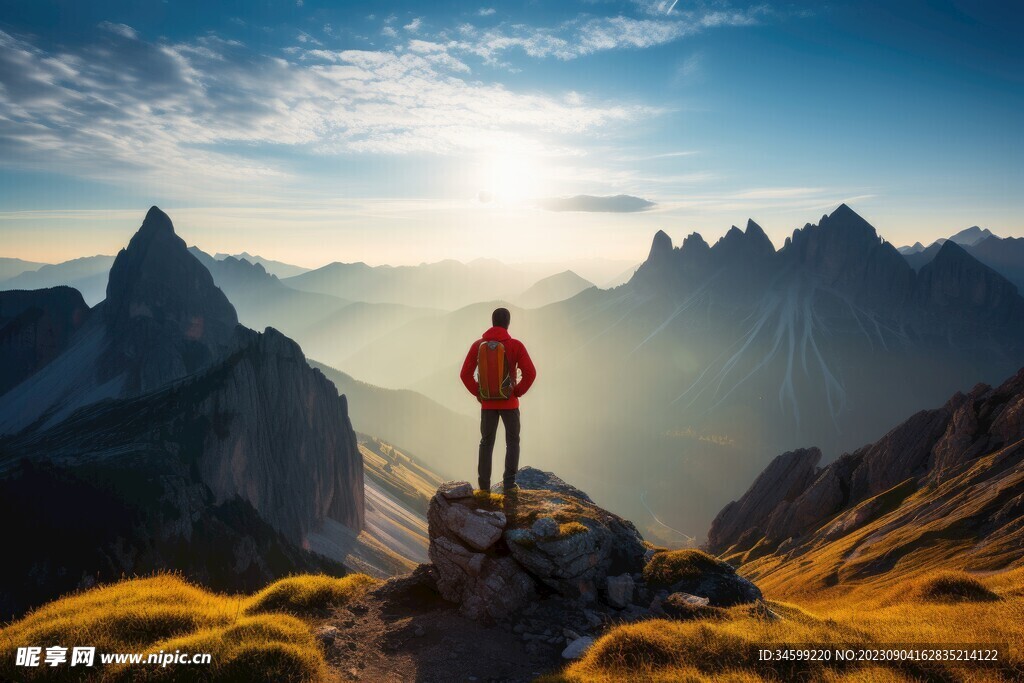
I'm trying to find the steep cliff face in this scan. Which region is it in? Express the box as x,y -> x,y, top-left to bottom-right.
0,286 -> 91,395
198,327 -> 364,535
0,323 -> 364,616
706,366 -> 1024,580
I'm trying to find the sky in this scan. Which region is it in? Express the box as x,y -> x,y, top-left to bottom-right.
0,0 -> 1021,266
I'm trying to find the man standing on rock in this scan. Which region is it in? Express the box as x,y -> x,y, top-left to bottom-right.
460,307 -> 537,492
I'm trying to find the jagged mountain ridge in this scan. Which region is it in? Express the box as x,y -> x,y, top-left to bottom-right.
342,204 -> 1024,541
706,364 -> 1024,587
213,251 -> 312,279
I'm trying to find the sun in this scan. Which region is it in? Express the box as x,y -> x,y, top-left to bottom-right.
479,152 -> 543,206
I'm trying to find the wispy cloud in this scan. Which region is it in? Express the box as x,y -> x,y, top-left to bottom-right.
450,6 -> 768,64
0,27 -> 651,199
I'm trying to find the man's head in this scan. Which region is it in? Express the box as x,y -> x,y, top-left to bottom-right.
492,307 -> 511,329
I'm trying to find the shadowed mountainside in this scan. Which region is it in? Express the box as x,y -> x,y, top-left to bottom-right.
0,207 -> 365,617
707,364 -> 1024,594
0,286 -> 91,395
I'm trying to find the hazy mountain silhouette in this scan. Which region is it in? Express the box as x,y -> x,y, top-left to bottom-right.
284,259 -> 542,310
516,270 -> 595,308
283,258 -> 633,311
213,251 -> 311,278
188,247 -> 351,337
0,254 -> 115,306
903,234 -> 1024,294
0,257 -> 47,281
334,205 -> 1024,541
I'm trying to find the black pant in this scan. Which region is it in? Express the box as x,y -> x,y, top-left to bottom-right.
478,408 -> 520,491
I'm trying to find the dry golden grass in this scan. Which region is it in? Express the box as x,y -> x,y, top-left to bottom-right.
0,572 -> 379,682
247,574 -> 377,616
552,567 -> 1024,682
558,521 -> 589,538
472,489 -> 505,508
909,571 -> 1001,604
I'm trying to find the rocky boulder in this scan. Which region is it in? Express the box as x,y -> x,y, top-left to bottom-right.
427,468 -> 751,624
643,549 -> 762,607
427,484 -> 535,621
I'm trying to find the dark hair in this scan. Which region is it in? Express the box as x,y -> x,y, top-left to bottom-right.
492,307 -> 511,329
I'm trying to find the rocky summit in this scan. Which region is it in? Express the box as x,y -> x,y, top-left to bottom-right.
424,467 -> 762,634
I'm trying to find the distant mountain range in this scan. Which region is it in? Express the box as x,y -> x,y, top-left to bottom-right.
517,270 -> 595,309
335,204 -> 1024,543
0,256 -> 47,281
898,228 -> 1024,294
3,205 -> 1023,548
898,225 -> 995,254
213,251 -> 312,278
0,255 -> 115,306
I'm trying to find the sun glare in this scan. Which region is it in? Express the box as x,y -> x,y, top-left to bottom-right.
479,152 -> 543,206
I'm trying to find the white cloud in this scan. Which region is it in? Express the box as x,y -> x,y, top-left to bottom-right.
0,28 -> 650,198
404,17 -> 422,33
97,21 -> 139,40
453,6 -> 768,63
478,8 -> 496,16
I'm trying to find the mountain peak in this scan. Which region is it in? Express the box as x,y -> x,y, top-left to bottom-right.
711,220 -> 775,260
680,232 -> 710,254
647,230 -> 673,262
139,206 -> 175,237
948,225 -> 996,246
745,218 -> 766,236
103,208 -> 239,392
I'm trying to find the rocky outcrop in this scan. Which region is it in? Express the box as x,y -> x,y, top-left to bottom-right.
427,468 -> 756,623
0,286 -> 91,395
427,482 -> 536,621
707,448 -> 821,553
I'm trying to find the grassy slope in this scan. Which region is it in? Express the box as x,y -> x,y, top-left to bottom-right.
0,573 -> 378,682
551,442 -> 1024,682
553,567 -> 1024,682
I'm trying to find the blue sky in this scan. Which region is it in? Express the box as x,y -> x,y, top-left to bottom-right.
0,0 -> 1021,265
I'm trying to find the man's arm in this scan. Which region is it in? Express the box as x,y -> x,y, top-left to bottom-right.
460,343 -> 480,396
514,343 -> 537,397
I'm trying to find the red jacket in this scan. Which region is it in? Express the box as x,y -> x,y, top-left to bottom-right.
460,326 -> 536,410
